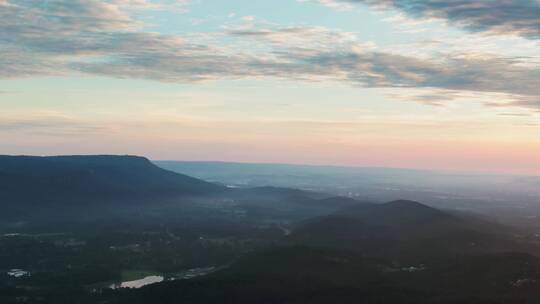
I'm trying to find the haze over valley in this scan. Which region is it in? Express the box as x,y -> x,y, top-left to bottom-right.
2,0 -> 540,303
1,155 -> 540,303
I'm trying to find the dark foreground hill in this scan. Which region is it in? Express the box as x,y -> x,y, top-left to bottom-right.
100,246 -> 540,304
99,202 -> 540,304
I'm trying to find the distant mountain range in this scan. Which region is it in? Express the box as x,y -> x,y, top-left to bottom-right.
155,161 -> 540,214
0,155 -> 517,238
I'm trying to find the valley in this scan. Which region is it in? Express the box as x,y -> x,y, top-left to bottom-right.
2,156 -> 540,303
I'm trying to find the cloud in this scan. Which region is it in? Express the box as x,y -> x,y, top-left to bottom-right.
297,0 -> 355,11
1,1 -> 540,110
77,31 -> 540,108
498,113 -> 533,117
0,114 -> 108,136
388,91 -> 459,107
0,0 -> 143,77
337,0 -> 540,39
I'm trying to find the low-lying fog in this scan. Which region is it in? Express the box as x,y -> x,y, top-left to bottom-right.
156,161 -> 540,230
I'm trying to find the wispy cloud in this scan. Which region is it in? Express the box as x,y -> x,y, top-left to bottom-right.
0,113 -> 108,136
498,113 -> 533,117
297,0 -> 355,11
333,0 -> 540,39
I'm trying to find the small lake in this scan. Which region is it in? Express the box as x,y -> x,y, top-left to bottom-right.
104,265 -> 226,290
109,275 -> 164,289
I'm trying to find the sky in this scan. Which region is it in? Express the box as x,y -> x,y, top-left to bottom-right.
1,0 -> 540,175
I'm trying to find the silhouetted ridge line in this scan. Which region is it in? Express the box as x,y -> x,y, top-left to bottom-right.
0,155 -> 226,205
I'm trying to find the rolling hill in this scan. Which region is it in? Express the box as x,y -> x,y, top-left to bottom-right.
288,199 -> 522,263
